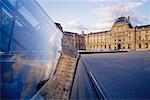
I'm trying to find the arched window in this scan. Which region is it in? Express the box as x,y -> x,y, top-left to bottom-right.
118,44 -> 121,50
109,44 -> 111,50
139,36 -> 141,41
128,44 -> 131,49
145,43 -> 148,48
139,43 -> 141,48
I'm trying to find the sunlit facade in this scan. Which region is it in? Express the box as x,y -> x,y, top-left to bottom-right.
85,17 -> 150,51
64,17 -> 150,51
0,0 -> 63,99
64,31 -> 86,50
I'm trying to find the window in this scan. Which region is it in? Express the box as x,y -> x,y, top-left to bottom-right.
90,45 -> 92,48
139,43 -> 141,48
145,43 -> 148,48
145,35 -> 148,40
128,44 -> 131,49
101,45 -> 102,48
118,44 -> 121,50
139,36 -> 141,41
105,45 -> 106,49
129,36 -> 131,41
109,44 -> 111,50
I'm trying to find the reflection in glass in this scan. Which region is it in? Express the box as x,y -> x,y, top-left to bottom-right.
1,0 -> 63,99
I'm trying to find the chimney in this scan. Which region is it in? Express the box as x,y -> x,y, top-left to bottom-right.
128,16 -> 130,22
82,31 -> 84,34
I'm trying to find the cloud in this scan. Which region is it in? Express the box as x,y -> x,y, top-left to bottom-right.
62,0 -> 149,33
131,16 -> 150,26
90,1 -> 145,30
64,20 -> 92,31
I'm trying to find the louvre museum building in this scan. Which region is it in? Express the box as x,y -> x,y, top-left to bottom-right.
84,17 -> 150,51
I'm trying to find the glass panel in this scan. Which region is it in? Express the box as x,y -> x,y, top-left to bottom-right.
1,0 -> 63,99
12,20 -> 37,52
0,8 -> 14,52
1,8 -> 13,36
18,6 -> 39,27
10,39 -> 26,52
7,0 -> 17,6
0,32 -> 9,52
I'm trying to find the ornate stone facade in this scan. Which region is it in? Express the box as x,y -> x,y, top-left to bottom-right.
63,17 -> 150,51
64,31 -> 86,50
85,17 -> 150,51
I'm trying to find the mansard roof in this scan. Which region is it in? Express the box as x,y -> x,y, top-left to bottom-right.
88,30 -> 111,35
64,31 -> 78,35
136,25 -> 150,29
114,17 -> 129,24
113,16 -> 133,28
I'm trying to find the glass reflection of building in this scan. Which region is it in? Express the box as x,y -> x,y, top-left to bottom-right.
0,0 -> 63,99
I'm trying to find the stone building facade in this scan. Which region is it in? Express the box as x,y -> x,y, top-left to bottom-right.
62,17 -> 150,51
85,17 -> 150,51
64,31 -> 86,50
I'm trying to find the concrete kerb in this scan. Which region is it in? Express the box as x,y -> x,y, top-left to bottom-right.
68,53 -> 81,100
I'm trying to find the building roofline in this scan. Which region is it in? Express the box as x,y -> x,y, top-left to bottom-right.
136,25 -> 150,29
87,30 -> 111,35
64,31 -> 78,34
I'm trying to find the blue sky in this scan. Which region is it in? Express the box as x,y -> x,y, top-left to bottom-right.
37,0 -> 150,33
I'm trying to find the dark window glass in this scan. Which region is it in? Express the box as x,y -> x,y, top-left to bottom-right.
105,45 -> 106,48
128,44 -> 131,49
109,44 -> 111,49
145,43 -> 148,48
139,44 -> 141,48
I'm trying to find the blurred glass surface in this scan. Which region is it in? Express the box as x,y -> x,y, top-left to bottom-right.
0,0 -> 63,99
